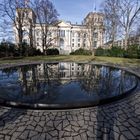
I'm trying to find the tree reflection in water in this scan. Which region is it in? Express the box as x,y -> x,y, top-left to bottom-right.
0,63 -> 138,104
79,65 -> 137,97
18,63 -> 62,103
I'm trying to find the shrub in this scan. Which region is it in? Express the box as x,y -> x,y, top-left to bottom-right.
33,49 -> 43,56
28,47 -> 43,56
46,48 -> 59,55
16,43 -> 43,56
0,42 -> 17,57
95,47 -> 109,56
124,45 -> 140,58
108,46 -> 125,57
70,48 -> 92,55
95,46 -> 125,57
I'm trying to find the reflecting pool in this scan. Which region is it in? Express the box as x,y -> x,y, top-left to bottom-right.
0,62 -> 139,109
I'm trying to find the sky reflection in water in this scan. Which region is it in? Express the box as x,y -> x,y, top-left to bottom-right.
0,62 -> 138,104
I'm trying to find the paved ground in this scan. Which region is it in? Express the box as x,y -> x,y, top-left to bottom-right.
0,65 -> 140,140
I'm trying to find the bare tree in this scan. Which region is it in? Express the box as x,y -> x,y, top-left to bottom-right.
119,0 -> 140,49
102,0 -> 140,48
32,0 -> 59,55
0,7 -> 14,43
0,0 -> 30,56
101,0 -> 120,46
84,12 -> 104,55
84,13 -> 96,55
0,26 -> 13,46
135,23 -> 140,36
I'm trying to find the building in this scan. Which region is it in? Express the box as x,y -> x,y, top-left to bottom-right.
14,8 -> 104,54
114,35 -> 140,48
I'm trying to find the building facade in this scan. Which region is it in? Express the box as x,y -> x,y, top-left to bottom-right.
114,35 -> 140,48
14,9 -> 104,54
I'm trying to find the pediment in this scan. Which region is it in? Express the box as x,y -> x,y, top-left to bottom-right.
57,21 -> 71,27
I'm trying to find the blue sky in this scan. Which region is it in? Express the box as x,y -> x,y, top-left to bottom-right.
51,0 -> 104,24
0,0 -> 104,42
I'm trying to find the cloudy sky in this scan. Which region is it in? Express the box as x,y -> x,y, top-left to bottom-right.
51,0 -> 104,24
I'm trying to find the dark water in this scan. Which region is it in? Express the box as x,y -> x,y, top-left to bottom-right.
0,62 -> 138,105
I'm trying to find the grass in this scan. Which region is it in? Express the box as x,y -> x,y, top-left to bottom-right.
24,55 -> 95,62
0,55 -> 140,67
0,55 -> 95,64
95,56 -> 140,66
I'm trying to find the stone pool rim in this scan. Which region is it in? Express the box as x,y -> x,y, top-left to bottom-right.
0,62 -> 139,110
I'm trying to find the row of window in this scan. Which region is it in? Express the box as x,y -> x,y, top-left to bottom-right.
72,38 -> 86,42
58,71 -> 82,78
36,41 -> 83,47
24,29 -> 99,40
35,30 -> 99,38
72,43 -> 86,48
24,39 -> 97,48
36,38 -> 86,43
93,17 -> 103,22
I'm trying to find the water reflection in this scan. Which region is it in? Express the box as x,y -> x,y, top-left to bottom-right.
0,62 -> 138,104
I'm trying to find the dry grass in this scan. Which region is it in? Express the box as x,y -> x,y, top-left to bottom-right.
0,55 -> 140,67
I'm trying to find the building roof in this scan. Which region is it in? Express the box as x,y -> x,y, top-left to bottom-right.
84,12 -> 104,20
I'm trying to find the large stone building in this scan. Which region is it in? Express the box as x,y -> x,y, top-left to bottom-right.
14,8 -> 104,54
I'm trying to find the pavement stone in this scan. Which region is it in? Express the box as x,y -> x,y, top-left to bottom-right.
0,65 -> 139,139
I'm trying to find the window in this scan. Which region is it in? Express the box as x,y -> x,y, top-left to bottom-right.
23,30 -> 28,36
84,39 -> 86,42
60,63 -> 65,69
72,39 -> 74,42
59,72 -> 65,77
78,43 -> 80,47
72,43 -> 74,47
84,33 -> 86,38
59,30 -> 65,37
72,32 -> 75,37
36,30 -> 40,36
37,38 -> 39,41
93,32 -> 98,38
93,28 -> 96,31
24,12 -> 28,19
78,39 -> 80,42
77,33 -> 80,37
83,43 -> 86,47
48,32 -> 52,37
60,38 -> 64,47
93,41 -> 97,48
77,67 -> 80,71
72,68 -> 74,71
94,18 -> 97,22
37,42 -> 39,46
23,39 -> 27,43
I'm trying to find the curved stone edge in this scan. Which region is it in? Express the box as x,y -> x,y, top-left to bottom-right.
0,62 -> 139,110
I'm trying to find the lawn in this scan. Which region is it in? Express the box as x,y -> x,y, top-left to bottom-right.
0,55 -> 140,67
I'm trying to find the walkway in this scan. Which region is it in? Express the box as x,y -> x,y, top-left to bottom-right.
0,65 -> 139,140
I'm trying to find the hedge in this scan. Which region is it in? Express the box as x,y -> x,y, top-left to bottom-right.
95,45 -> 140,59
46,48 -> 59,55
70,48 -> 92,55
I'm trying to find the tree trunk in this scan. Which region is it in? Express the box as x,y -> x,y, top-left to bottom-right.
124,28 -> 129,50
18,29 -> 23,56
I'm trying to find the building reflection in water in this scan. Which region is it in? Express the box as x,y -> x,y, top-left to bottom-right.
0,62 -> 137,104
